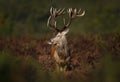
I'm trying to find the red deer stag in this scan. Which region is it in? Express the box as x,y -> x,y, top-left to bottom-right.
47,7 -> 85,71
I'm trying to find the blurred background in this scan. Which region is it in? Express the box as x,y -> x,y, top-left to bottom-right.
0,0 -> 120,82
0,0 -> 119,36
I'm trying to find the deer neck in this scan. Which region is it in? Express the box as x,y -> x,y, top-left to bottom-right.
51,44 -> 62,63
54,50 -> 63,63
58,36 -> 68,56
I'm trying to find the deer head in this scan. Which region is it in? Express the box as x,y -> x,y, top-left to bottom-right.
47,7 -> 85,71
47,7 -> 85,51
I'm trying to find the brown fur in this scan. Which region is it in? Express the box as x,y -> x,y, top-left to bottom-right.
50,44 -> 56,58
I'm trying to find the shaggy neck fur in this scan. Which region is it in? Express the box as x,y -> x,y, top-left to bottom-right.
54,35 -> 68,64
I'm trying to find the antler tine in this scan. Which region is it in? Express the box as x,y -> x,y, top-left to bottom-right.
60,8 -> 85,32
47,7 -> 61,32
50,8 -> 65,17
50,7 -> 57,17
48,7 -> 85,32
47,15 -> 60,32
58,8 -> 65,15
50,7 -> 53,15
67,8 -> 72,18
64,18 -> 72,27
63,8 -> 74,27
60,17 -> 72,32
77,9 -> 85,17
56,8 -> 62,14
78,8 -> 81,14
50,7 -> 55,17
60,8 -> 74,31
71,8 -> 77,18
47,16 -> 51,27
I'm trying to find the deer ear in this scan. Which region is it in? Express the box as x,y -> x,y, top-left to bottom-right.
62,29 -> 69,35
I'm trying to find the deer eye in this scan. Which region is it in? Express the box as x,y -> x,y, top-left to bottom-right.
57,34 -> 61,38
54,43 -> 57,45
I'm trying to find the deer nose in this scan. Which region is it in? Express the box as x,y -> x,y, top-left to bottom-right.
47,40 -> 52,44
48,39 -> 55,44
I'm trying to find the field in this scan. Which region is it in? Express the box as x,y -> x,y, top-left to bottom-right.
0,33 -> 120,82
0,0 -> 120,82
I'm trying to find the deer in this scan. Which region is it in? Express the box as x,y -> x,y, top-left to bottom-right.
47,7 -> 85,71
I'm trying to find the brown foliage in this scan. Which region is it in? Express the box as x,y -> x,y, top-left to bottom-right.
0,33 -> 119,78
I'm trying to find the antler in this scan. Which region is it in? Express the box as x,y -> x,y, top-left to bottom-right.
61,8 -> 85,31
47,7 -> 85,32
47,7 -> 65,32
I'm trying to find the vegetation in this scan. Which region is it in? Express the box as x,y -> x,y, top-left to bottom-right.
0,0 -> 120,82
0,0 -> 119,35
0,34 -> 120,82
